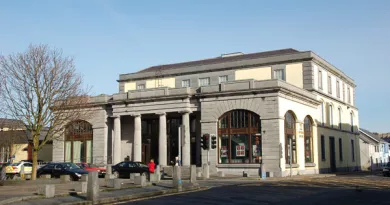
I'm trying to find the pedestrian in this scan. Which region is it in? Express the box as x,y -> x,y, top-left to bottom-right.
148,159 -> 155,174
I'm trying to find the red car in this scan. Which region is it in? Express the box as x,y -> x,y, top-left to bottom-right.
76,163 -> 106,177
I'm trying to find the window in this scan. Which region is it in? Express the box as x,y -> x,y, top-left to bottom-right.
347,87 -> 351,103
181,79 -> 190,88
336,81 -> 340,98
65,120 -> 93,163
328,76 -> 332,94
342,83 -> 345,101
274,69 -> 285,80
350,112 -> 354,132
351,140 -> 355,161
218,110 -> 262,164
321,135 -> 326,161
137,84 -> 145,90
304,117 -> 313,163
219,75 -> 228,83
329,104 -> 333,127
339,138 -> 343,161
321,102 -> 325,126
338,108 -> 342,129
318,70 -> 323,89
285,111 -> 297,165
199,77 -> 210,86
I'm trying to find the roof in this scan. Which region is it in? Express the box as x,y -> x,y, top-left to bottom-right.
359,128 -> 382,143
0,127 -> 51,144
137,48 -> 300,73
0,118 -> 24,129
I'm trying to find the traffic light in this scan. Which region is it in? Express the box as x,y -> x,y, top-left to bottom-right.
201,134 -> 210,150
211,135 -> 217,149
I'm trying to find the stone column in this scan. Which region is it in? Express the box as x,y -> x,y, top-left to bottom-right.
158,112 -> 167,166
181,110 -> 191,166
113,116 -> 121,165
133,114 -> 142,162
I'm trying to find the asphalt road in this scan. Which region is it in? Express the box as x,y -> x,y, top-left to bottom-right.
117,175 -> 390,205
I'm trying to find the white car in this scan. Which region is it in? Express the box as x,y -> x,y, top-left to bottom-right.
5,161 -> 33,179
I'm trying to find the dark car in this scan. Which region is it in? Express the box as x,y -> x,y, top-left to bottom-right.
37,162 -> 88,181
112,161 -> 149,178
383,162 -> 390,177
76,163 -> 106,178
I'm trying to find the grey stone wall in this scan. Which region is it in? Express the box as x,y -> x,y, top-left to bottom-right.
174,69 -> 234,88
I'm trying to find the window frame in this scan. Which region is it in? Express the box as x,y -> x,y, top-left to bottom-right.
328,75 -> 332,94
338,107 -> 342,130
321,135 -> 326,161
273,69 -> 285,81
285,111 -> 297,165
219,75 -> 228,83
329,104 -> 333,128
181,79 -> 190,88
137,84 -> 145,90
199,77 -> 210,86
318,70 -> 323,90
304,117 -> 313,163
347,87 -> 351,103
336,80 -> 340,98
64,120 -> 93,163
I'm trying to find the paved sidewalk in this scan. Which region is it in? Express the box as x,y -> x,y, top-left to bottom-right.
7,182 -> 201,205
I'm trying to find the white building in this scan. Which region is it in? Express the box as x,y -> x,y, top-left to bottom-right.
359,128 -> 389,171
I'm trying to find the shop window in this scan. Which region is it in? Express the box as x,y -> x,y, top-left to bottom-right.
65,120 -> 93,163
285,111 -> 297,164
304,116 -> 313,163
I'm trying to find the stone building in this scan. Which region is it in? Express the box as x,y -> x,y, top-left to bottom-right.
52,48 -> 360,177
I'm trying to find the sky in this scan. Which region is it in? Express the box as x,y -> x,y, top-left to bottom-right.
0,0 -> 389,132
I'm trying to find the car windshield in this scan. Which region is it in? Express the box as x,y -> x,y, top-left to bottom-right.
10,163 -> 20,166
62,163 -> 80,170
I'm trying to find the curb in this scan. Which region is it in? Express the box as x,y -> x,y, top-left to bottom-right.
0,195 -> 44,205
64,186 -> 207,205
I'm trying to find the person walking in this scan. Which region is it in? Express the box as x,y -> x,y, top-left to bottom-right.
148,159 -> 155,182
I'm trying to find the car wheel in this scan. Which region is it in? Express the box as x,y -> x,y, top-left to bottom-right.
113,171 -> 119,178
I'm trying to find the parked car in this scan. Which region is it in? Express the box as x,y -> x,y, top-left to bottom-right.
383,162 -> 390,177
112,161 -> 149,178
37,162 -> 88,181
5,161 -> 32,179
76,162 -> 106,177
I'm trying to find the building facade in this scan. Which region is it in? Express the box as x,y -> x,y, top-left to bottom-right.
359,128 -> 390,171
52,49 -> 360,177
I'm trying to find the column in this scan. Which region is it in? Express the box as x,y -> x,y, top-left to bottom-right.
133,114 -> 142,162
158,112 -> 167,166
113,116 -> 121,165
181,110 -> 191,166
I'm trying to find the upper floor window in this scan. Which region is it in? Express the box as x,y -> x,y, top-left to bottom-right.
274,69 -> 285,81
219,75 -> 228,83
342,83 -> 345,101
318,70 -> 323,90
336,81 -> 340,98
347,87 -> 351,103
338,107 -> 342,129
182,79 -> 190,88
329,104 -> 333,127
137,84 -> 145,90
328,76 -> 332,94
350,112 -> 354,132
199,77 -> 210,86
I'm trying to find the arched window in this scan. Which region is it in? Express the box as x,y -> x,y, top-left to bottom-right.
321,101 -> 325,126
218,110 -> 261,164
304,116 -> 313,163
285,111 -> 297,164
65,120 -> 93,163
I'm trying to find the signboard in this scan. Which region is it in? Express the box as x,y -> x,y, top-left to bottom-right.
236,144 -> 245,157
220,146 -> 228,157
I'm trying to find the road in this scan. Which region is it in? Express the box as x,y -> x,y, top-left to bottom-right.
116,175 -> 390,205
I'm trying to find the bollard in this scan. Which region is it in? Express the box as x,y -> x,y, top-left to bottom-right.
107,179 -> 122,189
60,175 -> 70,182
243,171 -> 249,177
190,165 -> 197,183
38,184 -> 55,198
260,164 -> 266,179
217,171 -> 225,177
134,175 -> 146,187
81,175 -> 88,182
20,165 -> 25,179
130,173 -> 140,180
105,165 -> 112,180
87,171 -> 99,202
173,166 -> 182,192
202,163 -> 209,179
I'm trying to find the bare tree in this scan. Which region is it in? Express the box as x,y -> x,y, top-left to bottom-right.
0,119 -> 26,163
0,44 -> 91,180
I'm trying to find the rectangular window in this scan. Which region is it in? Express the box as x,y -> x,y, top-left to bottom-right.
351,140 -> 355,162
328,76 -> 332,94
199,77 -> 210,86
219,75 -> 228,83
347,87 -> 351,103
137,84 -> 145,90
181,79 -> 190,88
338,108 -> 342,129
318,70 -> 323,89
336,81 -> 340,98
339,138 -> 343,161
329,105 -> 333,127
342,83 -> 345,101
321,103 -> 324,126
321,135 -> 326,161
274,69 -> 285,80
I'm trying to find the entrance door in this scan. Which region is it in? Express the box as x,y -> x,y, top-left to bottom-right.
142,144 -> 150,164
329,137 -> 336,172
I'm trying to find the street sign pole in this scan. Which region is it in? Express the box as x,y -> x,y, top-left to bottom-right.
178,126 -> 181,166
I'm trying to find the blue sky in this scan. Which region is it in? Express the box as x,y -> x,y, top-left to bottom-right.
0,0 -> 389,132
